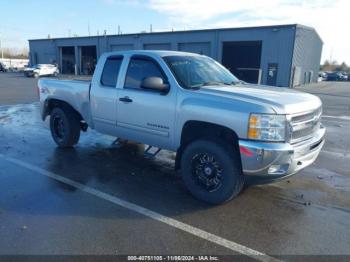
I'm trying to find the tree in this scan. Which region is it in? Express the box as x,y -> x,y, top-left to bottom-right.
321,61 -> 349,73
0,47 -> 28,59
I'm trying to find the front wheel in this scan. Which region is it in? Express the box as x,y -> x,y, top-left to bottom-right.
180,139 -> 244,204
50,107 -> 81,148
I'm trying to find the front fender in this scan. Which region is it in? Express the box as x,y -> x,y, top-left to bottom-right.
174,93 -> 275,148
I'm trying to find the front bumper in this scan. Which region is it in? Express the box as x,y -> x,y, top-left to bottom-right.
238,125 -> 326,181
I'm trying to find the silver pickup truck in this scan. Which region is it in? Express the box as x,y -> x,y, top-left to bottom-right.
38,50 -> 325,204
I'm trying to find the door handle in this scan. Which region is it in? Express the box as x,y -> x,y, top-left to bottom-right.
119,97 -> 133,103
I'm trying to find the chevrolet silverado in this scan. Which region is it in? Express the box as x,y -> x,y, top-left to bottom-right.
38,50 -> 325,204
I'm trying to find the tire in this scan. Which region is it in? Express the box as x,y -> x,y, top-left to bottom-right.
34,73 -> 39,78
50,107 -> 81,148
180,139 -> 244,204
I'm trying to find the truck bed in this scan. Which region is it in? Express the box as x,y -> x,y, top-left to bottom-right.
38,78 -> 92,123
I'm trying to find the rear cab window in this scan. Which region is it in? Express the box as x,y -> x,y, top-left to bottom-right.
101,56 -> 123,87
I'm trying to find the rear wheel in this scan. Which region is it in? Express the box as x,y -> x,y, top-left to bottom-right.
34,72 -> 39,78
50,107 -> 81,148
180,139 -> 244,204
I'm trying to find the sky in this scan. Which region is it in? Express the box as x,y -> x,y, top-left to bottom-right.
0,0 -> 349,64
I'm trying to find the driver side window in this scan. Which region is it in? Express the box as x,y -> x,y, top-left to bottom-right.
124,57 -> 167,90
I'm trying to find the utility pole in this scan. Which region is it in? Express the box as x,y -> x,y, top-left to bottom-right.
88,22 -> 91,36
0,41 -> 3,59
0,33 -> 3,59
150,24 -> 153,33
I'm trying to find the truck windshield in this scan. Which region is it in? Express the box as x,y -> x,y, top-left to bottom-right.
163,55 -> 240,89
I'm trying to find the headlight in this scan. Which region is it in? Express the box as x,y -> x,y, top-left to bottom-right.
248,114 -> 286,142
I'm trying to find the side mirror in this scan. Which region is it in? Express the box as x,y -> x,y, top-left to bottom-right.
141,77 -> 170,93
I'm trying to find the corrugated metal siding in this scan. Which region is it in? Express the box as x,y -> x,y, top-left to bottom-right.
178,42 -> 211,56
29,40 -> 57,65
144,43 -> 171,50
292,26 -> 323,86
111,44 -> 134,51
217,27 -> 295,87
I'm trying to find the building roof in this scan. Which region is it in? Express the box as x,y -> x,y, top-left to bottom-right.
29,23 -> 310,42
296,24 -> 323,44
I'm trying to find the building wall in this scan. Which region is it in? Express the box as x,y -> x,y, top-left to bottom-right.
29,25 -> 320,87
291,26 -> 323,86
216,26 -> 295,87
29,40 -> 57,65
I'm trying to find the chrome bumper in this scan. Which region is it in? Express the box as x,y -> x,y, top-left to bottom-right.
238,125 -> 326,179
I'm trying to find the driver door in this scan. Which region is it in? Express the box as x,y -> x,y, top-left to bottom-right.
116,55 -> 176,150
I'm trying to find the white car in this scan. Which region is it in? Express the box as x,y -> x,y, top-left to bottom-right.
24,64 -> 59,78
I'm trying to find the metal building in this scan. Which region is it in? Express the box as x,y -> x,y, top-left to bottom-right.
28,24 -> 322,87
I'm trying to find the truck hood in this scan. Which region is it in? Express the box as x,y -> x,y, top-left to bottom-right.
199,84 -> 322,114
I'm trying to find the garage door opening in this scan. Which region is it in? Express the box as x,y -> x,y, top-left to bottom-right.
61,46 -> 75,74
222,41 -> 262,84
80,46 -> 97,75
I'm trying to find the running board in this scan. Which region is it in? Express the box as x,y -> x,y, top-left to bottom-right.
144,145 -> 161,158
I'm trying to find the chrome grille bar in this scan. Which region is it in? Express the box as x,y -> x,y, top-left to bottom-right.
290,107 -> 322,144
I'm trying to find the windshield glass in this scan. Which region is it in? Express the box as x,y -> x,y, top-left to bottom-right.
163,55 -> 240,89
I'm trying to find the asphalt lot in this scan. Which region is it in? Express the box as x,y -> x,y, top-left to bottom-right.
0,72 -> 350,260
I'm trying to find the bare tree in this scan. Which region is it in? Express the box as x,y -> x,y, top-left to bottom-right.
321,60 -> 349,72
0,47 -> 28,59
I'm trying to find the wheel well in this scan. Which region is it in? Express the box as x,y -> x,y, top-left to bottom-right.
175,121 -> 241,170
44,99 -> 83,122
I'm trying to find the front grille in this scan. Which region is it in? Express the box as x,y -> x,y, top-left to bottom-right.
290,107 -> 322,144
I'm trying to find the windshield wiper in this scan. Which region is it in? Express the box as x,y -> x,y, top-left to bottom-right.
188,82 -> 221,89
201,81 -> 224,87
190,81 -> 241,89
223,81 -> 242,86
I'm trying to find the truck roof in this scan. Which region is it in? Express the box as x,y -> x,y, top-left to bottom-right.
102,50 -> 201,58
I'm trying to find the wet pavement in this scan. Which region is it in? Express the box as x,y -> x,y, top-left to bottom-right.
0,73 -> 350,259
